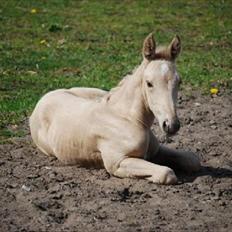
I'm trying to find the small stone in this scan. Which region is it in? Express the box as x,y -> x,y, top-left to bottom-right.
27,174 -> 40,179
49,172 -> 56,179
8,183 -> 18,188
209,120 -> 216,125
194,102 -> 201,107
211,125 -> 217,130
154,209 -> 160,215
21,184 -> 31,192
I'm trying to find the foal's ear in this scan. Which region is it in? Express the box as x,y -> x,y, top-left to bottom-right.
169,35 -> 181,60
142,33 -> 156,60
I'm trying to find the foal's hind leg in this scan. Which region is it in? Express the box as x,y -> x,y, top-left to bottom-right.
147,131 -> 201,173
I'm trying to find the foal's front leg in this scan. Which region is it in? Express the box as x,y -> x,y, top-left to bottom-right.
147,131 -> 201,172
154,145 -> 201,173
99,140 -> 177,185
103,158 -> 177,184
113,158 -> 177,184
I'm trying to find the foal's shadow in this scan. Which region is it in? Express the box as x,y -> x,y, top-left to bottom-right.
175,166 -> 232,184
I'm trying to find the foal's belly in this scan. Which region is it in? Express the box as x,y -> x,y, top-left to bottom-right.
36,90 -> 104,167
58,149 -> 104,168
47,117 -> 104,168
51,135 -> 104,168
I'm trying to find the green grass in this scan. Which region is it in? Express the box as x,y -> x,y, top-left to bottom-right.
0,0 -> 231,141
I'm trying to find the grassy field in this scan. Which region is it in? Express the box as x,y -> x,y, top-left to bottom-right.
0,0 -> 231,140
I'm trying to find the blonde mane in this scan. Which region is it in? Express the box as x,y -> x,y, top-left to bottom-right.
104,65 -> 140,101
104,44 -> 172,102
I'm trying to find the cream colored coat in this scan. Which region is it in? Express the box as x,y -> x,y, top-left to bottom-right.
30,34 -> 200,184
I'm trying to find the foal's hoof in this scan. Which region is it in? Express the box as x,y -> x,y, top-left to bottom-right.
163,168 -> 178,185
148,168 -> 177,185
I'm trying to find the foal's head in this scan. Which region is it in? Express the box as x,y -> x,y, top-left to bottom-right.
142,33 -> 181,135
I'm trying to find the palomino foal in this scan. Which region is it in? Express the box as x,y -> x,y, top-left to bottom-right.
30,33 -> 200,184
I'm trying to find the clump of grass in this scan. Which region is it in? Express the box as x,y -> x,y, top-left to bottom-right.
0,0 -> 231,140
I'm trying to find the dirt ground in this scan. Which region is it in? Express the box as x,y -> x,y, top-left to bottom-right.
0,90 -> 232,232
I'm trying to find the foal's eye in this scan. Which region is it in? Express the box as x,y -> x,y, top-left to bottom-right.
146,81 -> 153,88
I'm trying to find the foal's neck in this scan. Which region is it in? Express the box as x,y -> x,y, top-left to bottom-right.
107,60 -> 154,128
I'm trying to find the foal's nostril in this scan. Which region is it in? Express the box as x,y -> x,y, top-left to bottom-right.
162,120 -> 169,133
163,119 -> 180,135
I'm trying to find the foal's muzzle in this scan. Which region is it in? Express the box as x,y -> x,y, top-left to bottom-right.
162,118 -> 180,135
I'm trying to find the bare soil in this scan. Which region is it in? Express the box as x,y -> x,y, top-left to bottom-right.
0,91 -> 232,232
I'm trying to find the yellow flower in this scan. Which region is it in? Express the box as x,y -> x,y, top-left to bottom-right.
210,87 -> 219,95
40,39 -> 47,45
31,8 -> 37,14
